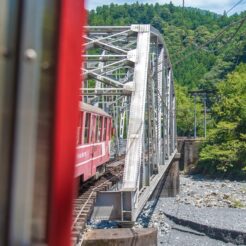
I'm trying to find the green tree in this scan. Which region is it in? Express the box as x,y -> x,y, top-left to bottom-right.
199,64 -> 246,177
175,85 -> 203,136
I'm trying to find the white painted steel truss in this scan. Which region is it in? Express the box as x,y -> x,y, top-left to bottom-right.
83,25 -> 177,222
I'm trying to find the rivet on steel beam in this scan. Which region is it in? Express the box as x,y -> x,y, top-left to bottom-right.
25,49 -> 37,61
1,48 -> 11,58
41,61 -> 52,71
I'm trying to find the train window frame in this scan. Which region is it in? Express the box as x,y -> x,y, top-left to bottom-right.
83,112 -> 90,144
95,116 -> 99,142
103,117 -> 107,141
97,116 -> 103,142
81,112 -> 84,144
77,112 -> 83,145
108,119 -> 112,140
91,114 -> 96,143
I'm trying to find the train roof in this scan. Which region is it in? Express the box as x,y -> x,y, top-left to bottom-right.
80,102 -> 111,118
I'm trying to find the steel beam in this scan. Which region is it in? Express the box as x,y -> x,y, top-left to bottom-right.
83,25 -> 177,223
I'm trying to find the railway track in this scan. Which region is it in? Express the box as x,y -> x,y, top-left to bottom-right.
72,158 -> 124,245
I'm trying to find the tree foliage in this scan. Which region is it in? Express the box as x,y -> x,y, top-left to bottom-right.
175,85 -> 203,136
199,64 -> 246,177
89,4 -> 246,91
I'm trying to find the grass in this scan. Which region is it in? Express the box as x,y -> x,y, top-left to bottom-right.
230,199 -> 245,209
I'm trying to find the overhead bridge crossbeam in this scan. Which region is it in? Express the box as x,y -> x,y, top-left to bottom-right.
83,25 -> 177,223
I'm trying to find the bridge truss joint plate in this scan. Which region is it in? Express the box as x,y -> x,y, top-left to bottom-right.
131,24 -> 151,33
127,49 -> 137,63
123,81 -> 135,92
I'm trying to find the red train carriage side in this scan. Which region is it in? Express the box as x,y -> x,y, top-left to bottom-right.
75,102 -> 112,181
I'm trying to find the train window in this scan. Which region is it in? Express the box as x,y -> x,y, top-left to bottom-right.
91,115 -> 97,143
103,118 -> 107,141
84,113 -> 90,144
108,119 -> 112,139
77,128 -> 79,144
95,116 -> 99,142
77,112 -> 83,145
98,116 -> 103,142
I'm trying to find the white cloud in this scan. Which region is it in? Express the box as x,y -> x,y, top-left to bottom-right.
86,0 -> 246,14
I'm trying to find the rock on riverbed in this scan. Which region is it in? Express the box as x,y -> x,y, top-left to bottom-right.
135,174 -> 246,245
177,175 -> 246,209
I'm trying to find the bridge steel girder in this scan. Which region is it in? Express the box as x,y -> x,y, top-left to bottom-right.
83,25 -> 177,223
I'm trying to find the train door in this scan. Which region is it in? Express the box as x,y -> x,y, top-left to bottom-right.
90,114 -> 97,176
98,116 -> 104,161
91,115 -> 102,176
75,111 -> 92,180
107,118 -> 112,157
86,112 -> 93,179
103,117 -> 108,160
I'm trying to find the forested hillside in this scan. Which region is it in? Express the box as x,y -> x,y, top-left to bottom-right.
89,3 -> 246,90
88,3 -> 246,176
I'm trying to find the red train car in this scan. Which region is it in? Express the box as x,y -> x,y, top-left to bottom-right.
75,102 -> 112,181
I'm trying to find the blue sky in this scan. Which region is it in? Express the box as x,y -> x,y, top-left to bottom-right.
86,0 -> 246,15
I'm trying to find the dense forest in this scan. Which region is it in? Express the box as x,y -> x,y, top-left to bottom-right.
89,2 -> 246,89
88,3 -> 246,177
199,64 -> 246,177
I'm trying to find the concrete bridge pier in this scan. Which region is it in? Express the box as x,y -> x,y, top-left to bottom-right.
177,138 -> 202,172
160,153 -> 181,198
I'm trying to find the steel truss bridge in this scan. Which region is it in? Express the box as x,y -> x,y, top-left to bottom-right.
83,25 -> 177,223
